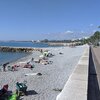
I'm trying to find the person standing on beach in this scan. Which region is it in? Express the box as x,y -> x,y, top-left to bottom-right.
3,64 -> 6,71
3,62 -> 9,71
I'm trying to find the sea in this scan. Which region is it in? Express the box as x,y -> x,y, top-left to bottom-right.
0,41 -> 51,65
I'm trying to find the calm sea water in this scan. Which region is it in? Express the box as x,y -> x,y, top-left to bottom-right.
0,41 -> 49,48
0,41 -> 50,65
0,52 -> 30,65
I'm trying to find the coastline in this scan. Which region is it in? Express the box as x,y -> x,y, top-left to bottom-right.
6,50 -> 42,66
0,46 -> 85,100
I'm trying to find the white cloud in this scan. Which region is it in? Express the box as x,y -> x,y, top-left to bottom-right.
38,30 -> 90,40
90,24 -> 94,27
65,30 -> 74,34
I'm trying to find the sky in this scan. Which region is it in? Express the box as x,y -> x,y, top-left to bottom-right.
0,0 -> 100,40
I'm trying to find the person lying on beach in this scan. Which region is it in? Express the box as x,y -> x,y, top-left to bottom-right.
24,63 -> 34,70
0,84 -> 8,96
12,65 -> 18,71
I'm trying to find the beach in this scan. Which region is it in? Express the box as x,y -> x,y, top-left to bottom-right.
0,46 -> 85,100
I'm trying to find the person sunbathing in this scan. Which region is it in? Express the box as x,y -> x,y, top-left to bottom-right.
0,84 -> 8,96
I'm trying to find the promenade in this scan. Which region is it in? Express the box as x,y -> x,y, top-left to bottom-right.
56,46 -> 100,100
56,45 -> 89,100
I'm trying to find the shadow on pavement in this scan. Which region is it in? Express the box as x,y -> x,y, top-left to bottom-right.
88,47 -> 100,100
26,90 -> 38,95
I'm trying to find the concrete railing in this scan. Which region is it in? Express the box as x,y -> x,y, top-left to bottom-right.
56,46 -> 89,100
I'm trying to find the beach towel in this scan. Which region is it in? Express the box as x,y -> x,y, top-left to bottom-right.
25,73 -> 42,76
8,93 -> 18,100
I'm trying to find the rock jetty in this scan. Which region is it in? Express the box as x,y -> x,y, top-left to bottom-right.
0,46 -> 43,52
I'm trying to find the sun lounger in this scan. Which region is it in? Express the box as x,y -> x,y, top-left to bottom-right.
25,73 -> 37,76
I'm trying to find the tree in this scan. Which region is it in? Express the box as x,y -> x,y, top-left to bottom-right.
98,26 -> 100,28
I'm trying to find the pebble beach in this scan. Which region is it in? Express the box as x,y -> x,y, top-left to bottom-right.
0,46 -> 85,100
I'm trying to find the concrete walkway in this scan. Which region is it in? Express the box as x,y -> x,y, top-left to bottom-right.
56,46 -> 89,100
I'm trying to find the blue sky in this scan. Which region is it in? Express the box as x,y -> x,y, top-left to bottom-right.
0,0 -> 100,40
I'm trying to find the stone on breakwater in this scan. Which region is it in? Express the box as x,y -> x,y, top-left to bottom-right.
0,46 -> 43,52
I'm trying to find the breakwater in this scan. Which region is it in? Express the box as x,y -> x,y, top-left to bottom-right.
0,46 -> 43,52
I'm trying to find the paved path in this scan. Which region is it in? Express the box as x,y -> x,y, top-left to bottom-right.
56,46 -> 89,100
88,46 -> 100,100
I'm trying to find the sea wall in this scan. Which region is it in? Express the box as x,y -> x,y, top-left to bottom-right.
56,45 -> 89,100
0,46 -> 43,52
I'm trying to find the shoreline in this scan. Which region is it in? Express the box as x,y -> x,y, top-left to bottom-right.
0,52 -> 32,65
5,50 -> 42,66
